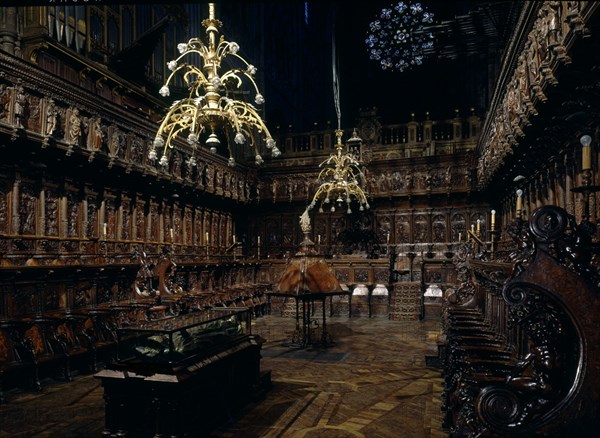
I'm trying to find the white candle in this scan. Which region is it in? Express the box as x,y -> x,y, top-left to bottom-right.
516,189 -> 523,213
387,232 -> 390,245
103,222 -> 107,238
317,234 -> 321,245
233,235 -> 236,244
258,235 -> 261,245
170,228 -> 174,240
581,135 -> 592,170
491,210 -> 496,226
476,219 -> 481,233
458,232 -> 462,242
205,231 -> 209,245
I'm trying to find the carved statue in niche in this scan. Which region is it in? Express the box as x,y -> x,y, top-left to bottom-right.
425,171 -> 433,190
122,204 -> 131,240
108,128 -> 120,157
229,175 -> 236,198
433,215 -> 446,242
378,216 -> 392,243
395,217 -> 410,243
68,198 -> 79,237
135,206 -> 145,240
13,85 -> 27,129
214,167 -> 223,192
130,137 -> 143,164
0,190 -> 7,233
163,207 -> 172,241
516,55 -> 536,116
172,153 -> 182,178
68,108 -> 82,145
27,96 -> 41,133
271,178 -> 278,202
206,164 -> 214,190
377,172 -> 389,192
173,212 -> 181,241
45,98 -> 59,136
404,174 -> 413,192
535,6 -> 551,70
19,192 -> 36,235
87,117 -> 103,150
87,199 -> 97,238
203,214 -> 210,245
451,214 -> 466,241
0,84 -> 9,121
391,171 -> 402,191
526,34 -> 546,101
211,216 -> 219,246
149,204 -> 159,241
185,210 -> 192,244
45,192 -> 58,236
414,215 -> 428,243
107,199 -> 118,239
237,177 -> 244,201
245,180 -> 251,201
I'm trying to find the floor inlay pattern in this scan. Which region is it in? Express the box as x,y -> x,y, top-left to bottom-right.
0,315 -> 445,437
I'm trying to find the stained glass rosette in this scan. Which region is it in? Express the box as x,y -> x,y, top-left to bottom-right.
365,2 -> 434,72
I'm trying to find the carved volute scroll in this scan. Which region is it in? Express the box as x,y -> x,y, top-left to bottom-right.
475,205 -> 600,435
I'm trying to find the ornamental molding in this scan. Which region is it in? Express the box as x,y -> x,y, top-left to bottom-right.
476,1 -> 595,190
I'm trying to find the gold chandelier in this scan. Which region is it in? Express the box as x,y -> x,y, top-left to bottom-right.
149,3 -> 280,168
307,129 -> 369,215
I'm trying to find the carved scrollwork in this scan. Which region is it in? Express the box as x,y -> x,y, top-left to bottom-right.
476,386 -> 522,431
502,283 -> 528,306
529,205 -> 568,242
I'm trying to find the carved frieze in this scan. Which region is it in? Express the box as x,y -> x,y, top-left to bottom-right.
477,1 -> 591,189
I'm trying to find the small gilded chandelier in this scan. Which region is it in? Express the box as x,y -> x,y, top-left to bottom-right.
149,3 -> 280,168
306,129 -> 370,215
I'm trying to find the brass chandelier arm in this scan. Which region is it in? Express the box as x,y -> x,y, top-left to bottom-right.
151,2 -> 280,168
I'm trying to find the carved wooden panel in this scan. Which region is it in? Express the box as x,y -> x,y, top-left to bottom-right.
66,192 -> 79,238
0,185 -> 7,234
86,194 -> 98,239
19,184 -> 37,236
336,269 -> 350,283
451,213 -> 466,242
375,269 -> 389,283
395,215 -> 410,244
432,214 -> 446,243
44,283 -> 60,312
149,201 -> 159,242
45,188 -> 59,237
354,269 -> 369,283
414,214 -> 428,243
121,199 -> 131,241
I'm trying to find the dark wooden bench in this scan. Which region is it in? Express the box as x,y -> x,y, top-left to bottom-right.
441,206 -> 600,436
0,320 -> 37,403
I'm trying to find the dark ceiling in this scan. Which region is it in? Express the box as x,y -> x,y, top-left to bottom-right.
106,1 -> 522,132
332,1 -> 522,126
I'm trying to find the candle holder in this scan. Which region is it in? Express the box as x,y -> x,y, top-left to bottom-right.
571,169 -> 600,224
571,134 -> 600,226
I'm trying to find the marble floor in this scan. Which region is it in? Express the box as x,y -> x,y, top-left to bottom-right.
0,315 -> 446,438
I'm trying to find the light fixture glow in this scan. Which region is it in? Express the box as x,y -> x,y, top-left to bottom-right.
150,3 -> 280,168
